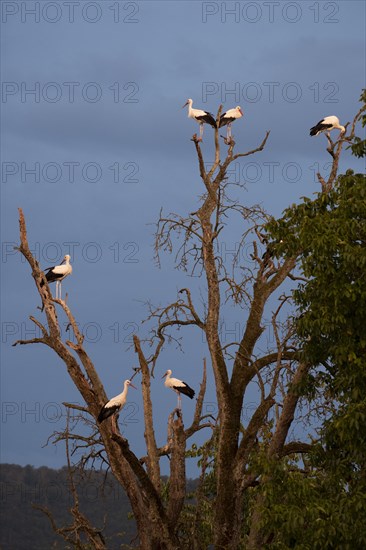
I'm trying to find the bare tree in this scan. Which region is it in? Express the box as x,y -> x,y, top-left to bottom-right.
14,104 -> 363,548
14,210 -> 212,549
153,118 -> 301,548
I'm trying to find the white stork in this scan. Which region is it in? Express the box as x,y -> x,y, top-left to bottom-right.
219,106 -> 243,140
40,254 -> 72,299
97,380 -> 136,432
162,369 -> 195,409
310,115 -> 345,137
182,99 -> 216,140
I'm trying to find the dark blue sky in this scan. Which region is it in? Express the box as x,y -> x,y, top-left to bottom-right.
1,1 -> 365,475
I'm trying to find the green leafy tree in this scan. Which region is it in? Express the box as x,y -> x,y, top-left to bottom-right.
255,165 -> 366,547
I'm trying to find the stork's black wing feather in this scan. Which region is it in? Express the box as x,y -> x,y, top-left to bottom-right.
310,119 -> 333,136
173,383 -> 195,399
45,270 -> 65,283
196,112 -> 217,128
219,113 -> 235,128
40,266 -> 55,287
97,404 -> 120,423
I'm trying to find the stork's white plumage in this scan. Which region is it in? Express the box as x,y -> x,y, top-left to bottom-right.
162,369 -> 195,409
40,254 -> 72,299
98,380 -> 136,431
183,99 -> 216,141
310,115 -> 345,137
219,106 -> 243,140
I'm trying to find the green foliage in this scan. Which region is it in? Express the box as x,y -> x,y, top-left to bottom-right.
261,168 -> 366,548
267,171 -> 366,385
259,454 -> 366,550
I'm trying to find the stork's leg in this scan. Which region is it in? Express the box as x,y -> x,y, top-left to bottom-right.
199,123 -> 203,140
55,281 -> 59,299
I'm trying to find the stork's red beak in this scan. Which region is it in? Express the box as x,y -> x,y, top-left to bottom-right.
161,371 -> 168,379
129,382 -> 137,389
182,101 -> 189,109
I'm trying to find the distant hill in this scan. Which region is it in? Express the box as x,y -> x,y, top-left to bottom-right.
0,463 -> 135,549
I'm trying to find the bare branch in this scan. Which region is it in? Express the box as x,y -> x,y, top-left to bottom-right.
346,101 -> 366,141
133,334 -> 161,493
192,139 -> 216,201
269,362 -> 310,457
13,337 -> 48,347
281,441 -> 313,457
231,131 -> 270,161
178,287 -> 205,328
62,402 -> 90,414
251,350 -> 297,372
185,358 -> 215,438
235,395 -> 275,471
